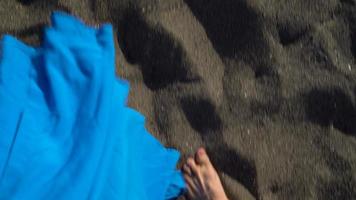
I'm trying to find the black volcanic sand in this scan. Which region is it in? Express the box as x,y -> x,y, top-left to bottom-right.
1,0 -> 356,199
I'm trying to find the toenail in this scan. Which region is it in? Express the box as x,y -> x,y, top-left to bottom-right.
183,164 -> 190,171
198,148 -> 205,156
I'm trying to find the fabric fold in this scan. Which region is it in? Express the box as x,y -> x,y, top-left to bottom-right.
0,11 -> 185,200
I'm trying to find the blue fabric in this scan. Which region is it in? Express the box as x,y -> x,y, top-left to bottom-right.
0,12 -> 186,200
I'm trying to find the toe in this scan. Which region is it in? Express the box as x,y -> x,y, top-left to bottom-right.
183,164 -> 192,176
195,147 -> 211,166
187,157 -> 199,175
184,174 -> 198,199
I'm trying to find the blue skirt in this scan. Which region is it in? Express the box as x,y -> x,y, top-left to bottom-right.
0,12 -> 185,200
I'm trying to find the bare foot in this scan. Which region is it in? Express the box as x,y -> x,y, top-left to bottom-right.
182,148 -> 228,200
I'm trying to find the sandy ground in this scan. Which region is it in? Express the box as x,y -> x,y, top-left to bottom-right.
1,0 -> 356,199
